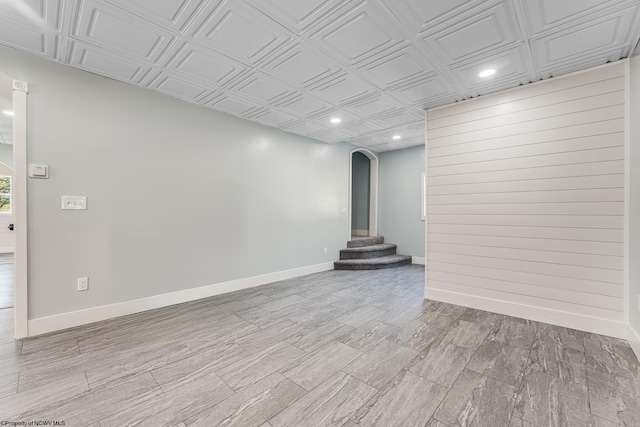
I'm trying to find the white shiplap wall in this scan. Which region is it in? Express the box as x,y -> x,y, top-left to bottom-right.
425,62 -> 627,337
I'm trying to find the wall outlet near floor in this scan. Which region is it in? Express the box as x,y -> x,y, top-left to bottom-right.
323,248 -> 328,255
77,277 -> 89,291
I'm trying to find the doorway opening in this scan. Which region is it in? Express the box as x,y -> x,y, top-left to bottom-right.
348,148 -> 378,240
0,161 -> 14,310
0,70 -> 27,339
0,72 -> 14,342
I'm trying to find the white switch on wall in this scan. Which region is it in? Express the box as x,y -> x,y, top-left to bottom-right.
61,196 -> 87,210
28,163 -> 49,178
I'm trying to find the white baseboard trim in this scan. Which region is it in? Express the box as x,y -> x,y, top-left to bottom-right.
628,323 -> 640,362
351,229 -> 369,237
28,262 -> 335,337
425,287 -> 628,339
412,257 -> 425,265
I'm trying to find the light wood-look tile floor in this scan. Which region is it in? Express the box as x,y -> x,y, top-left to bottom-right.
1,265 -> 639,426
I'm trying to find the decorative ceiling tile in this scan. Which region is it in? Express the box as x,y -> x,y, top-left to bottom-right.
404,121 -> 426,136
309,1 -> 408,66
1,0 -> 639,151
420,2 -> 522,65
73,0 -> 174,62
449,46 -> 534,96
381,0 -> 489,35
0,0 -> 64,30
0,16 -> 58,58
419,95 -> 461,110
227,72 -> 294,106
282,120 -> 328,137
190,0 -> 292,66
147,71 -> 210,102
373,108 -> 423,128
350,135 -> 375,147
104,0 -> 206,32
518,0 -> 625,36
390,75 -> 458,107
310,129 -> 352,144
344,93 -> 406,119
307,109 -> 362,129
529,7 -> 640,69
388,135 -> 423,149
205,94 -> 262,118
537,53 -> 625,79
249,109 -> 298,127
308,72 -> 379,106
275,94 -> 330,118
368,141 -> 395,152
246,0 -> 356,35
342,120 -> 383,136
261,42 -> 342,89
356,46 -> 436,89
163,42 -> 247,88
66,41 -> 151,83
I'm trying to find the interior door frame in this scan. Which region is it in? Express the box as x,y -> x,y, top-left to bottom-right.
12,79 -> 28,339
348,148 -> 378,241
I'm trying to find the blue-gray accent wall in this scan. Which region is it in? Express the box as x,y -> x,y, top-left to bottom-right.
379,145 -> 425,257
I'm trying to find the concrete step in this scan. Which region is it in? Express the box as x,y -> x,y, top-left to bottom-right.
339,243 -> 397,260
334,255 -> 412,271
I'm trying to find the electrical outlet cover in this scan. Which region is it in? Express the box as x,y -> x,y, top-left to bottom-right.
62,196 -> 87,210
78,277 -> 89,291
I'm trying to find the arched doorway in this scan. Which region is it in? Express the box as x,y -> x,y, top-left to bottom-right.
348,148 -> 378,240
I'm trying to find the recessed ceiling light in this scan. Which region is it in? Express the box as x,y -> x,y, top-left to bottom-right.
2,110 -> 14,116
392,134 -> 401,140
330,117 -> 341,124
478,68 -> 496,78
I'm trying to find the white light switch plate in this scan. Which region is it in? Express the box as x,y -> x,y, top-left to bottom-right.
28,163 -> 49,178
62,196 -> 87,210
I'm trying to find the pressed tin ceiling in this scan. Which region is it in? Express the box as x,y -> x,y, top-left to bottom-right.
0,0 -> 639,152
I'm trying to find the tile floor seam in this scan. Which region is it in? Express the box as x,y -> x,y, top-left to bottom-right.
584,335 -> 596,420
211,370 -> 236,397
264,373 -> 341,426
342,370 -> 396,426
164,390 -> 219,427
336,367 -> 381,392
509,323 -> 538,427
428,319 -> 491,426
83,370 -> 91,391
148,369 -> 165,393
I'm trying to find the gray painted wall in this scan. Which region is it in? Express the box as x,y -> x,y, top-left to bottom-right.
630,56 -> 640,336
378,145 -> 425,257
0,46 -> 353,319
351,152 -> 370,233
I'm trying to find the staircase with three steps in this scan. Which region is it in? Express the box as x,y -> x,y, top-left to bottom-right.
334,236 -> 412,270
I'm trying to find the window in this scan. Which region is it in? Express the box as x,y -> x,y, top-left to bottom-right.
0,176 -> 11,213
